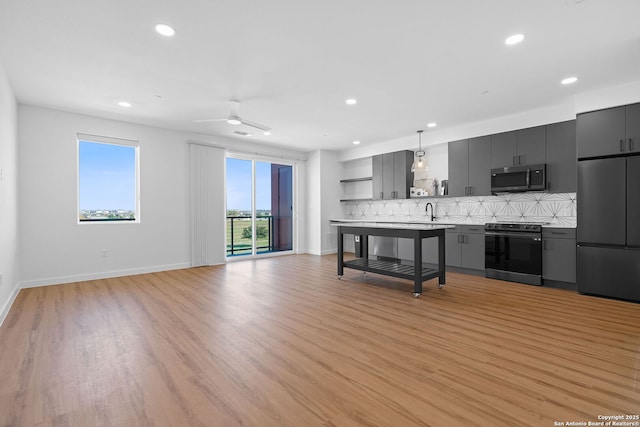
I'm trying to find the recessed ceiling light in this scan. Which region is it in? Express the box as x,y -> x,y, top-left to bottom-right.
117,101 -> 132,108
345,98 -> 357,105
427,122 -> 437,128
505,34 -> 524,45
263,131 -> 271,136
561,76 -> 578,85
227,116 -> 242,125
352,140 -> 361,145
155,24 -> 175,37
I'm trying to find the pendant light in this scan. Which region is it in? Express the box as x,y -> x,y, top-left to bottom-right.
411,130 -> 427,172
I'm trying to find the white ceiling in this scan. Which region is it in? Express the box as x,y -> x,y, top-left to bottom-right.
1,0 -> 639,153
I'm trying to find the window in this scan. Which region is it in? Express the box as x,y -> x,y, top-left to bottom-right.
226,156 -> 294,257
77,134 -> 139,222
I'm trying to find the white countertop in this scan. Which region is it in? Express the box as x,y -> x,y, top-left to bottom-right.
330,219 -> 576,229
330,220 -> 455,230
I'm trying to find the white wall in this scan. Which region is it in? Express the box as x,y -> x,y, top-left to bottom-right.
319,150 -> 342,254
306,150 -> 322,255
339,78 -> 640,163
306,149 -> 342,255
0,63 -> 19,324
18,105 -> 307,287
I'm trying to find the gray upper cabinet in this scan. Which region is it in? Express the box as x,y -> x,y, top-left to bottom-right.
626,103 -> 640,154
491,127 -> 546,167
490,131 -> 516,168
576,105 -> 627,158
372,154 -> 384,200
516,126 -> 546,165
545,120 -> 576,193
448,139 -> 469,197
468,136 -> 492,196
448,136 -> 491,197
372,150 -> 413,200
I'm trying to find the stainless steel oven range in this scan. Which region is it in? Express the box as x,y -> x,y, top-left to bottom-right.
484,222 -> 545,286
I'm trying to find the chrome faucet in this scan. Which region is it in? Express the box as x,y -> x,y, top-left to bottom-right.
425,202 -> 436,222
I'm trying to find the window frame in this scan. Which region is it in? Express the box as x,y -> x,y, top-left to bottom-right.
76,133 -> 141,224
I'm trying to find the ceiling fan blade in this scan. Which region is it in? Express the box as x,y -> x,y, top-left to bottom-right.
240,118 -> 271,132
193,118 -> 227,123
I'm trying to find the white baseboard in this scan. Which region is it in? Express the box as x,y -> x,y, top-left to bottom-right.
0,281 -> 21,328
19,262 -> 192,289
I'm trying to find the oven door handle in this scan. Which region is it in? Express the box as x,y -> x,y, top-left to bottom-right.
485,231 -> 542,239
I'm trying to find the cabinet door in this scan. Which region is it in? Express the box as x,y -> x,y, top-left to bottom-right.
445,229 -> 461,267
577,246 -> 640,302
577,158 -> 626,245
626,103 -> 640,153
491,131 -> 517,168
545,120 -> 576,193
461,230 -> 486,270
382,153 -> 395,199
627,156 -> 640,247
448,139 -> 469,197
422,236 -> 440,265
398,236 -> 440,265
543,237 -> 576,283
576,106 -> 626,158
516,126 -> 546,165
467,136 -> 492,196
372,154 -> 384,200
393,150 -> 413,199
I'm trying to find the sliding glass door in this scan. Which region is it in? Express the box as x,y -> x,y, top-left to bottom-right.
226,156 -> 293,257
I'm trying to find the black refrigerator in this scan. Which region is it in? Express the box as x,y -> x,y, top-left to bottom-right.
577,156 -> 640,301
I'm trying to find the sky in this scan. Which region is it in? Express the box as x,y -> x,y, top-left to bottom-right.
226,158 -> 272,211
78,147 -> 285,213
78,141 -> 136,210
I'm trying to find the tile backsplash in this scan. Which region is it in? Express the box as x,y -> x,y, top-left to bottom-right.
341,192 -> 577,227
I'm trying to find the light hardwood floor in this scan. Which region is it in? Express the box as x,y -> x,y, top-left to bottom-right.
1,254 -> 639,426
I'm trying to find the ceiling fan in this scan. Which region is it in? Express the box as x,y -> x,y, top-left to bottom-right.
194,99 -> 272,132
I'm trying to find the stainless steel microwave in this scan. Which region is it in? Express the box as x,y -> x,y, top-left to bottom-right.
491,164 -> 546,193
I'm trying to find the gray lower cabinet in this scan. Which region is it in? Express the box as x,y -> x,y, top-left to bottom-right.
398,236 -> 440,265
372,150 -> 413,200
542,228 -> 576,283
445,225 -> 485,270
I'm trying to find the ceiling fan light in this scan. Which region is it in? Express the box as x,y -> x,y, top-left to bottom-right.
227,116 -> 242,125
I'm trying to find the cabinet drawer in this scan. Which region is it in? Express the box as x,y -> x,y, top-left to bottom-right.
445,226 -> 461,234
461,225 -> 484,234
542,228 -> 576,239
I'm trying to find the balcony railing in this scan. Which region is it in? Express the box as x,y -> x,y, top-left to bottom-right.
226,215 -> 273,256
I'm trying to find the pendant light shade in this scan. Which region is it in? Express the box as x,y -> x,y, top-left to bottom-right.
411,130 -> 427,172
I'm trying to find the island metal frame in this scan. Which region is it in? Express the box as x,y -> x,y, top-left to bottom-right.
336,224 -> 448,297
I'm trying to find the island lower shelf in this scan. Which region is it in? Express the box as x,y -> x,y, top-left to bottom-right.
343,258 -> 442,282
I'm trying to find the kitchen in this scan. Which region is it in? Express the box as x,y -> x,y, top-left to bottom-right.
335,103 -> 639,303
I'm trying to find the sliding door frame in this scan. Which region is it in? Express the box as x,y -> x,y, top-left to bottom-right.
225,152 -> 297,261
